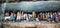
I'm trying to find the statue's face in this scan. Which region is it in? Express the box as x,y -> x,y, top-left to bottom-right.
18,12 -> 19,14
58,12 -> 60,14
5,12 -> 9,16
54,12 -> 56,14
11,13 -> 14,15
32,12 -> 35,14
40,12 -> 43,14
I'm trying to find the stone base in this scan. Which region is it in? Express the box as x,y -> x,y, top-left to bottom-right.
2,22 -> 60,28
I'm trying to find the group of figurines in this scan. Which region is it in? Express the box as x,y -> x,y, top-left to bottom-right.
4,11 -> 60,23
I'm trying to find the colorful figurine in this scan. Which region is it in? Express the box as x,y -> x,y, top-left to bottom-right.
16,12 -> 20,20
5,12 -> 10,20
32,11 -> 36,21
48,12 -> 51,22
32,12 -> 36,18
40,12 -> 43,20
44,12 -> 48,21
10,12 -> 15,21
53,12 -> 58,22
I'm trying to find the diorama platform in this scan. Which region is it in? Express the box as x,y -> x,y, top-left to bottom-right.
2,21 -> 60,28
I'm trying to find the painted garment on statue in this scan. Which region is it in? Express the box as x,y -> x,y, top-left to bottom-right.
10,15 -> 15,20
58,14 -> 60,19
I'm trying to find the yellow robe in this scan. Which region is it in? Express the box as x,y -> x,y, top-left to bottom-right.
32,13 -> 36,18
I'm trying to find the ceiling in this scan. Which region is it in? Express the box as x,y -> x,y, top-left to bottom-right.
5,1 -> 60,12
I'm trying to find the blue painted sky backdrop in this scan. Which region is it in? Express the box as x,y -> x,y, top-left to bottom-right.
5,1 -> 60,12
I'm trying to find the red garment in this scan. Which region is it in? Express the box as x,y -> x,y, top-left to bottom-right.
58,16 -> 60,19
